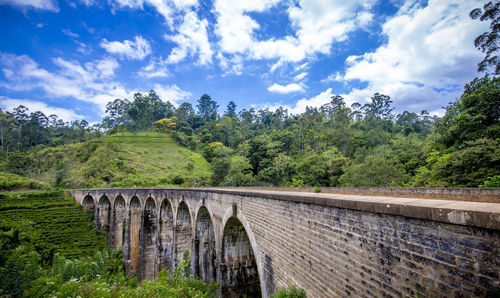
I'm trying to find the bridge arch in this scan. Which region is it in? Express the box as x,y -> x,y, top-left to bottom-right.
175,200 -> 192,266
127,196 -> 142,275
111,195 -> 126,249
96,195 -> 111,231
82,195 -> 95,211
158,198 -> 174,272
138,197 -> 157,281
194,206 -> 216,282
221,216 -> 261,297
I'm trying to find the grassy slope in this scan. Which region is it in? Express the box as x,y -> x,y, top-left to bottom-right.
0,172 -> 51,191
27,132 -> 212,188
0,190 -> 107,257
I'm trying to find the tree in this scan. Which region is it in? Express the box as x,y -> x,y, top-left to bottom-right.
225,101 -> 237,118
362,93 -> 394,120
470,1 -> 500,74
196,94 -> 218,122
103,98 -> 130,130
433,76 -> 500,149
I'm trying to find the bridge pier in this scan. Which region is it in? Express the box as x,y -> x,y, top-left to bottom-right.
72,188 -> 500,298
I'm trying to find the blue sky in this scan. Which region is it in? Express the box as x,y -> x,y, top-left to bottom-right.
0,0 -> 489,123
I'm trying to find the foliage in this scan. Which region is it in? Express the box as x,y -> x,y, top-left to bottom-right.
339,149 -> 405,187
10,132 -> 211,188
470,1 -> 500,74
0,191 -> 107,258
433,76 -> 500,149
414,76 -> 500,187
0,171 -> 51,191
271,285 -> 307,298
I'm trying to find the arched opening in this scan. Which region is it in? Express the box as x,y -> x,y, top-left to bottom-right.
82,195 -> 95,211
175,201 -> 192,267
139,198 -> 157,281
194,206 -> 216,283
127,196 -> 141,275
159,199 -> 174,272
222,217 -> 261,297
111,196 -> 126,249
96,196 -> 111,231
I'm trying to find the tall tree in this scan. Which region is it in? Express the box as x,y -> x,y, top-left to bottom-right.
470,1 -> 500,74
196,94 -> 218,122
225,101 -> 237,118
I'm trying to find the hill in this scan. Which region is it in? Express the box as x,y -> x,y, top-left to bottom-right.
0,190 -> 107,258
24,132 -> 212,188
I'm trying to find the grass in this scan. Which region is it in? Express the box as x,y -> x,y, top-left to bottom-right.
0,172 -> 51,191
0,190 -> 107,258
26,132 -> 212,188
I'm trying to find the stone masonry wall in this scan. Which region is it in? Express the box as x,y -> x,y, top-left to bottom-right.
70,188 -> 500,298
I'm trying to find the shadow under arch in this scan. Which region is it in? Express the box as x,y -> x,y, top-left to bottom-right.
82,195 -> 95,211
221,217 -> 261,297
159,198 -> 174,272
111,195 -> 126,249
175,201 -> 192,266
138,197 -> 157,281
126,196 -> 141,276
96,195 -> 111,231
194,206 -> 216,283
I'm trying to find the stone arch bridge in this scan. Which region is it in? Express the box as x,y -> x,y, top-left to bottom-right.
70,188 -> 500,297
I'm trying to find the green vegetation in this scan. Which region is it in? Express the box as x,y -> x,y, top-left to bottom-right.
271,285 -> 307,298
0,235 -> 218,298
0,191 -> 107,258
1,75 -> 498,188
0,172 -> 51,191
2,132 -> 211,188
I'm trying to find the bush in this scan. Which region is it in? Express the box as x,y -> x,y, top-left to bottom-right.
271,285 -> 307,298
172,175 -> 185,185
0,172 -> 51,190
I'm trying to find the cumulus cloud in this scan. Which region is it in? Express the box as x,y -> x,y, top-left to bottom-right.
153,84 -> 192,106
337,0 -> 488,112
0,52 -> 128,113
138,59 -> 169,78
100,36 -> 151,60
214,0 -> 376,70
110,0 -> 212,65
0,0 -> 58,11
110,0 -> 198,27
165,11 -> 213,65
0,97 -> 85,121
289,88 -> 334,114
267,83 -> 304,94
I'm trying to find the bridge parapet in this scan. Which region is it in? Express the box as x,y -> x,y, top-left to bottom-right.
69,188 -> 500,297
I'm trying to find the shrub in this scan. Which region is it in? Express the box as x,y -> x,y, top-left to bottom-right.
271,285 -> 307,298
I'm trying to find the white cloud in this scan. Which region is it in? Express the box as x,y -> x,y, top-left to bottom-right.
138,59 -> 169,78
321,72 -> 343,83
0,53 -> 129,114
100,36 -> 151,60
164,11 -> 213,65
267,83 -> 304,94
338,0 -> 488,112
290,88 -> 334,114
153,84 -> 192,106
0,97 -> 84,122
110,0 -> 211,65
214,0 -> 377,70
293,72 -> 307,81
110,0 -> 198,27
62,29 -> 79,38
0,0 -> 58,11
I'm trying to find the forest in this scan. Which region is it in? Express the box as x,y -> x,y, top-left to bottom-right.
0,76 -> 499,189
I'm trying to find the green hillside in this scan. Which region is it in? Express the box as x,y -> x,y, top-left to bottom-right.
0,190 -> 107,258
25,132 -> 212,188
